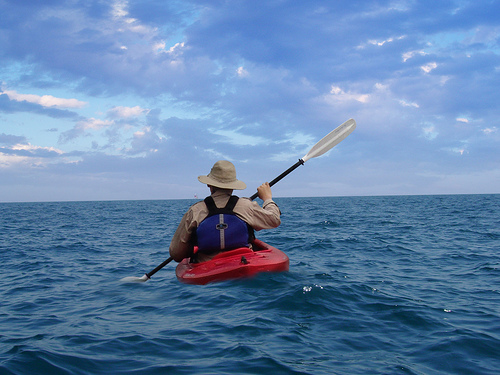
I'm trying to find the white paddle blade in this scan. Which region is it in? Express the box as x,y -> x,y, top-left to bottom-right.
120,274 -> 149,283
302,119 -> 356,162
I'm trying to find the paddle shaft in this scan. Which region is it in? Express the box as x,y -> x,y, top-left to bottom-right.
249,159 -> 304,201
145,256 -> 173,279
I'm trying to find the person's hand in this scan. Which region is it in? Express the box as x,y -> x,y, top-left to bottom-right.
257,182 -> 272,201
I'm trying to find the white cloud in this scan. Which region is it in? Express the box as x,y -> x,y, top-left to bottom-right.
111,0 -> 148,33
357,35 -> 405,49
402,50 -> 427,62
167,42 -> 186,54
237,66 -> 249,77
0,143 -> 64,168
133,126 -> 161,139
197,147 -> 231,161
111,0 -> 129,19
374,83 -> 389,91
456,118 -> 469,123
107,106 -> 150,118
79,118 -> 114,130
128,126 -> 165,154
59,117 -> 116,143
439,76 -> 451,85
154,41 -> 186,55
153,41 -> 166,52
483,127 -> 497,134
210,128 -> 268,146
448,147 -> 468,155
422,125 -> 438,140
111,0 -> 152,34
1,90 -> 87,108
399,99 -> 419,108
278,132 -> 316,147
421,62 -> 438,73
370,35 -> 405,46
0,153 -> 35,168
327,85 -> 370,103
11,143 -> 64,154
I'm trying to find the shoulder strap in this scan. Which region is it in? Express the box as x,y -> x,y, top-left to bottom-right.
224,195 -> 239,211
203,195 -> 239,215
203,196 -> 217,214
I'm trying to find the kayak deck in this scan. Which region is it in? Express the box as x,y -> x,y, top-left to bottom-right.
175,239 -> 289,285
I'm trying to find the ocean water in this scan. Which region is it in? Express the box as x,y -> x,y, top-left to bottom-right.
0,195 -> 499,375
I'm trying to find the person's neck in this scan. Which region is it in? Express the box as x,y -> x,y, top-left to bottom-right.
210,187 -> 233,196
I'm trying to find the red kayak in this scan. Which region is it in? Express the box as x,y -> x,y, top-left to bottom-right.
175,239 -> 289,285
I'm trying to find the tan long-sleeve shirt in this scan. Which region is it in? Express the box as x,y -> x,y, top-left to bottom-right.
169,189 -> 281,262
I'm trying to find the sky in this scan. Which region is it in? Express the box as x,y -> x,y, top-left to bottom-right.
1,0 -> 499,202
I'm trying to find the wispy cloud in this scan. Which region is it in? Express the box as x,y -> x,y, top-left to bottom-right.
421,62 -> 438,73
326,86 -> 370,103
357,35 -> 406,49
107,106 -> 150,119
210,128 -> 268,147
59,118 -> 114,143
0,141 -> 65,168
1,90 -> 87,108
402,50 -> 428,62
483,127 -> 497,135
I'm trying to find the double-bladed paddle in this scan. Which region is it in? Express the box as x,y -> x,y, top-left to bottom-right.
120,118 -> 356,283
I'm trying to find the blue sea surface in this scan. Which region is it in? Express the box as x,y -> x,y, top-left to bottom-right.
0,195 -> 499,374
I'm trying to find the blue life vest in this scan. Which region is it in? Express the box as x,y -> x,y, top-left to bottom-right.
196,196 -> 254,254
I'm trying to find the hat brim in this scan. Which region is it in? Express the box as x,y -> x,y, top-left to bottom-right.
198,175 -> 246,190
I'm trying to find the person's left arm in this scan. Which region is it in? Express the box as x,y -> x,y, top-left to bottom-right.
169,210 -> 196,262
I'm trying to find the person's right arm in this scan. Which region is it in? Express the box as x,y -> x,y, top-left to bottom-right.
257,182 -> 273,201
238,183 -> 281,230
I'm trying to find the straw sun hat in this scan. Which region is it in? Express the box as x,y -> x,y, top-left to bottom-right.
198,160 -> 246,190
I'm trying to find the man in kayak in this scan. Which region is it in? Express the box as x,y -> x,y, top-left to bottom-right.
169,160 -> 281,263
